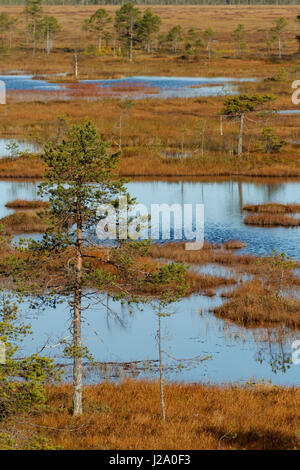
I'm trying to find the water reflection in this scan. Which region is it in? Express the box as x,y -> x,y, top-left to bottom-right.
0,74 -> 60,91
3,178 -> 300,385
0,138 -> 40,158
20,294 -> 299,385
0,74 -> 257,100
0,181 -> 39,218
127,179 -> 300,259
1,179 -> 300,258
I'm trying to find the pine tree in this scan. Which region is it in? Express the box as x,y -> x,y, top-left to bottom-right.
89,8 -> 112,51
167,25 -> 183,53
137,8 -> 161,54
12,119 -> 188,416
0,287 -> 55,420
203,27 -> 216,60
232,24 -> 247,57
24,0 -> 43,56
37,16 -> 61,54
115,2 -> 141,62
221,94 -> 275,158
270,17 -> 287,59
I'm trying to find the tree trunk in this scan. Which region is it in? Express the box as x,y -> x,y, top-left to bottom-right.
201,123 -> 206,158
98,35 -> 102,51
46,26 -> 50,55
278,37 -> 281,59
74,51 -> 79,79
207,40 -> 211,60
119,114 -> 123,150
8,31 -> 12,50
129,35 -> 133,62
237,113 -> 244,158
158,313 -> 166,421
73,199 -> 83,416
33,21 -> 36,57
25,17 -> 29,51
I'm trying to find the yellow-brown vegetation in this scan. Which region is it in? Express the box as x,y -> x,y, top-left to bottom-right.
243,202 -> 300,213
214,279 -> 300,328
4,381 -> 299,450
0,211 -> 47,234
244,213 -> 300,226
5,199 -> 48,210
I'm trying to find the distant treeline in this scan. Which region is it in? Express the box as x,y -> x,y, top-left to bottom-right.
1,0 -> 300,6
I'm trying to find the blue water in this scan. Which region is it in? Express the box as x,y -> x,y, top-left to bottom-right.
83,76 -> 257,99
1,179 -> 300,259
0,74 -> 61,91
127,179 -> 300,259
0,138 -> 40,157
2,178 -> 300,385
20,292 -> 299,386
278,110 -> 300,115
0,74 -> 257,99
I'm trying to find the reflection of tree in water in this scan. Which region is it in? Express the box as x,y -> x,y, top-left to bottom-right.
266,183 -> 283,201
223,320 -> 296,375
221,180 -> 283,218
238,181 -> 243,209
252,326 -> 295,375
238,181 -> 282,211
8,181 -> 38,200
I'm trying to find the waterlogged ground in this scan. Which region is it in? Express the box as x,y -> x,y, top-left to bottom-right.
0,180 -> 39,218
20,293 -> 298,386
0,74 -> 61,92
81,76 -> 256,99
0,138 -> 40,158
0,74 -> 256,100
1,178 -> 300,385
127,179 -> 300,259
1,179 -> 300,257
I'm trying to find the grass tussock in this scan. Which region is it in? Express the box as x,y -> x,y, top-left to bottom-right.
186,270 -> 236,294
223,240 -> 247,250
5,199 -> 48,210
5,381 -> 300,450
0,211 -> 47,234
214,279 -> 300,329
0,155 -> 44,179
243,203 -> 300,214
149,242 -> 258,270
244,214 -> 300,227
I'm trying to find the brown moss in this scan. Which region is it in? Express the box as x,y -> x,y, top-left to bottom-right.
5,199 -> 48,210
0,211 -> 47,234
6,381 -> 300,450
0,155 -> 44,179
223,240 -> 247,250
214,279 -> 300,329
244,214 -> 300,227
243,203 -> 300,214
149,242 -> 258,270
